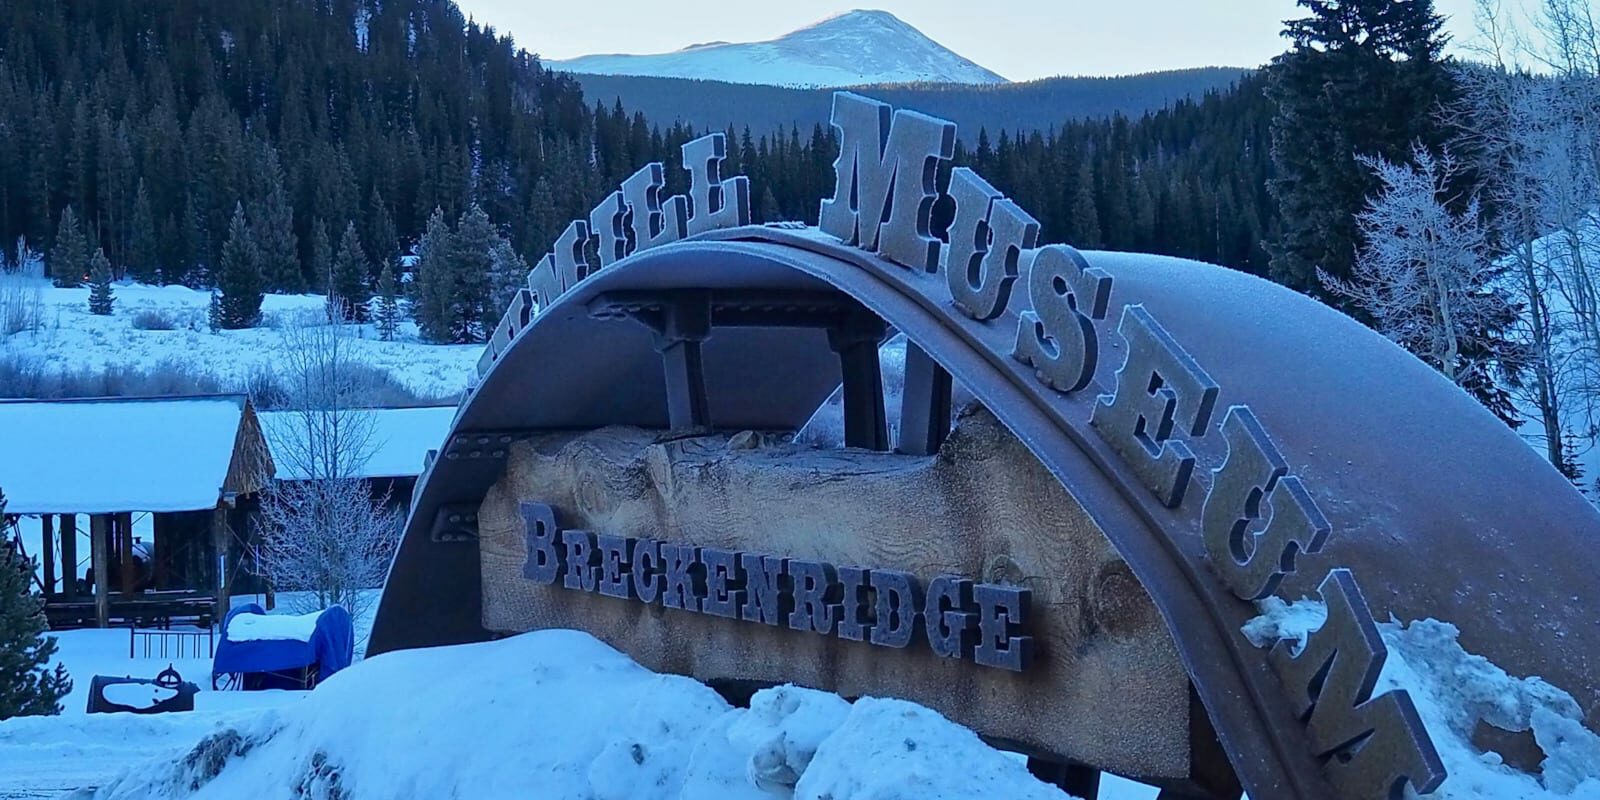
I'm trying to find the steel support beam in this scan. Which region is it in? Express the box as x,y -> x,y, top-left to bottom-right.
828,315 -> 889,451
897,341 -> 953,456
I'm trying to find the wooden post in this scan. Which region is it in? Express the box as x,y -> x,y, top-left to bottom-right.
91,514 -> 110,628
60,514 -> 78,601
40,515 -> 55,598
212,506 -> 231,623
117,513 -> 135,597
151,514 -> 164,591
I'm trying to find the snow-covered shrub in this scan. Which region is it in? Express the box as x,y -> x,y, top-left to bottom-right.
130,308 -> 179,331
0,260 -> 45,336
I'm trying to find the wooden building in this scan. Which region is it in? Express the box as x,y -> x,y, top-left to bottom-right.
258,405 -> 456,518
0,395 -> 273,629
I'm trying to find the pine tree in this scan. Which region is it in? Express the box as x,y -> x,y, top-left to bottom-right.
375,260 -> 400,342
331,221 -> 370,322
1266,0 -> 1455,295
128,180 -> 157,284
207,288 -> 223,333
1071,160 -> 1103,249
447,204 -> 497,343
366,189 -> 399,281
0,489 -> 72,720
49,207 -> 88,288
87,247 -> 114,315
215,203 -> 263,329
309,220 -> 333,294
252,164 -> 302,294
488,239 -> 527,317
413,207 -> 455,344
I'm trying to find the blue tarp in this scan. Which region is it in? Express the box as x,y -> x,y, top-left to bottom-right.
213,603 -> 354,687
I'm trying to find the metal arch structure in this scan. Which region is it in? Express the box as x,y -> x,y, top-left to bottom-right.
371,95 -> 1600,800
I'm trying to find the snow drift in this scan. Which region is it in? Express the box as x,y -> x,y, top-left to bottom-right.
1245,600 -> 1600,799
73,630 -> 1073,800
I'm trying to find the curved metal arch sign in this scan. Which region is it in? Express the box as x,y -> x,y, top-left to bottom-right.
376,91 -> 1600,800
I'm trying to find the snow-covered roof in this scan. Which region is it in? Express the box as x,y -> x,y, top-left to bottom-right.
259,406 -> 456,482
0,395 -> 256,515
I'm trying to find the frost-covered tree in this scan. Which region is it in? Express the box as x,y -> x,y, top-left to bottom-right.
1449,0 -> 1600,481
1322,147 -> 1521,421
215,203 -> 263,329
87,247 -> 114,315
330,222 -> 370,322
0,489 -> 73,720
49,206 -> 88,288
374,261 -> 400,342
255,317 -> 400,624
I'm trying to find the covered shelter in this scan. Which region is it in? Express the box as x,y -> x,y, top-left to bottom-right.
0,395 -> 273,629
258,404 -> 457,516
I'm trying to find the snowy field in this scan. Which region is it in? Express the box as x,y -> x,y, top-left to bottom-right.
0,280 -> 481,400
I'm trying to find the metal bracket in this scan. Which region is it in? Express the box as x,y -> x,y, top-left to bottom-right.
441,432 -> 522,462
429,504 -> 480,543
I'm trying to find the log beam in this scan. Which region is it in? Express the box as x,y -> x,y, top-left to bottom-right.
117,512 -> 135,597
40,515 -> 55,599
212,506 -> 230,622
60,514 -> 77,601
91,514 -> 109,628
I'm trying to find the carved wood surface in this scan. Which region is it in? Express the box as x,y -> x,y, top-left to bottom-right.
478,406 -> 1191,779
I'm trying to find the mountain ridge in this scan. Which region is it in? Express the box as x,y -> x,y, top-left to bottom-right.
549,9 -> 1006,88
567,67 -> 1252,136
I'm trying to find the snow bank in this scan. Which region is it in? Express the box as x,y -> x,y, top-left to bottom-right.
224,610 -> 323,643
73,630 -> 1076,800
1245,598 -> 1600,798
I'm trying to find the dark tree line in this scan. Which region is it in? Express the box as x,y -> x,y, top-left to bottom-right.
0,0 -> 1284,329
0,0 -> 1460,361
0,0 -> 598,295
712,73 -> 1278,277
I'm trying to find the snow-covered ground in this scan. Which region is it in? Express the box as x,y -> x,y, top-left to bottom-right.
0,590 -> 364,800
0,596 -> 1164,800
0,279 -> 480,400
63,631 -> 1080,800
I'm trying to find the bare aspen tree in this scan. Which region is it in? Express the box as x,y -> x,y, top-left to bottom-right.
255,312 -> 400,626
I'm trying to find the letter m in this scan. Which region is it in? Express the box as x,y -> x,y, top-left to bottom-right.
819,92 -> 955,271
1270,570 -> 1447,798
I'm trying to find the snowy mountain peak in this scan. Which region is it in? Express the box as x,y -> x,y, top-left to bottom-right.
548,10 -> 1006,89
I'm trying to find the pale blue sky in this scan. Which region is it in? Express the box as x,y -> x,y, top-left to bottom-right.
453,0 -> 1491,81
